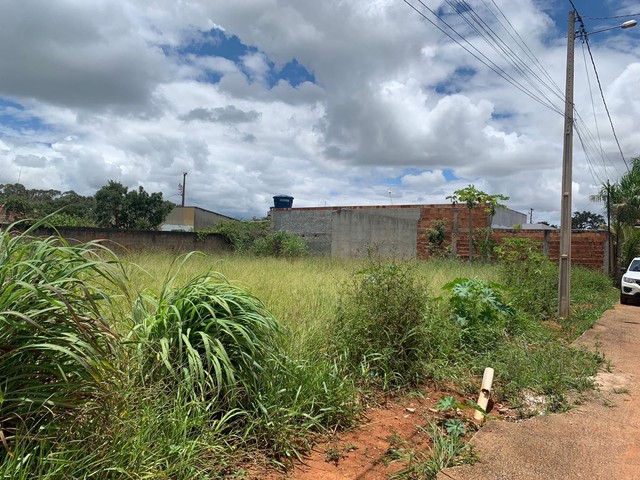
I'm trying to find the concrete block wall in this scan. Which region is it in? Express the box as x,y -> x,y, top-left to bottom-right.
14,225 -> 232,255
331,208 -> 419,258
270,208 -> 332,255
270,204 -> 608,271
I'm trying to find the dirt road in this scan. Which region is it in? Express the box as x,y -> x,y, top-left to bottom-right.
439,303 -> 640,480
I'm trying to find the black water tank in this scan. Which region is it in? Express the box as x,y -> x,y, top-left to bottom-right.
273,195 -> 294,208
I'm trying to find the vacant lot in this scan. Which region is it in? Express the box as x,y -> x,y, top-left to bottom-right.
0,232 -> 617,479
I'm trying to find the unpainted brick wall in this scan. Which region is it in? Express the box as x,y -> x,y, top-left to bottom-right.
418,205 -> 608,271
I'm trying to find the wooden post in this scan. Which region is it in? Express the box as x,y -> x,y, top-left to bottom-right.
474,367 -> 494,421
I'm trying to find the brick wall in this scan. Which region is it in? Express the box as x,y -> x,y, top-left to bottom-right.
492,229 -> 608,271
418,204 -> 491,259
272,204 -> 608,271
417,205 -> 608,271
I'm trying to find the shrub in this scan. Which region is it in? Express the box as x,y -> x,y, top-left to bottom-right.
427,219 -> 449,258
214,220 -> 308,258
495,237 -> 558,320
214,220 -> 270,253
330,262 -> 432,389
442,278 -> 514,352
252,230 -> 309,258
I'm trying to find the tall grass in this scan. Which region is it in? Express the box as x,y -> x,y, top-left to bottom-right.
0,221 -> 128,452
1,231 -> 616,478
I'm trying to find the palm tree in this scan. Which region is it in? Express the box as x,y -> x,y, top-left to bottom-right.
591,156 -> 640,271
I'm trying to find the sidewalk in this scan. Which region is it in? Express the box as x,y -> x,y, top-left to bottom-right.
439,303 -> 640,480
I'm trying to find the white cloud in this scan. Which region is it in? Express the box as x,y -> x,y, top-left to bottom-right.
0,0 -> 637,224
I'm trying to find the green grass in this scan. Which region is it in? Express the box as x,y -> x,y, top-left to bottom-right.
1,234 -> 617,478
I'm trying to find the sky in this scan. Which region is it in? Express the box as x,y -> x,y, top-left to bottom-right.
0,0 -> 638,223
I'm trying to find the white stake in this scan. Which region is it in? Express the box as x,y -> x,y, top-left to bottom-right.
474,367 -> 494,422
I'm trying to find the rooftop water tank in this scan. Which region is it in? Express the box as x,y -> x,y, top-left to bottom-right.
273,195 -> 294,208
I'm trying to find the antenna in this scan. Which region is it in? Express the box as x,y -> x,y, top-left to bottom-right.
387,189 -> 393,205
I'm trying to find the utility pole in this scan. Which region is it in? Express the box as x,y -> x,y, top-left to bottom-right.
606,179 -> 612,275
180,172 -> 187,207
529,208 -> 534,224
558,9 -> 575,319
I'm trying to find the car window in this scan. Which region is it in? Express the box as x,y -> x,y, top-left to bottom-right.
630,260 -> 640,272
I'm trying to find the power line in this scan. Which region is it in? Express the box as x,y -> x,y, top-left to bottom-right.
445,0 -> 565,111
404,0 -> 629,181
580,25 -> 630,172
403,0 -> 564,115
485,0 -> 566,98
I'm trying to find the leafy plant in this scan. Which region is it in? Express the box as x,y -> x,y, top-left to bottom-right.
435,396 -> 463,413
427,219 -> 448,258
443,419 -> 467,437
495,238 -> 558,320
215,220 -> 308,258
132,266 -> 282,408
331,261 -> 432,389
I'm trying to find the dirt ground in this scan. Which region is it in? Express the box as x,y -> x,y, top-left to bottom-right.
256,302 -> 640,480
438,302 -> 640,479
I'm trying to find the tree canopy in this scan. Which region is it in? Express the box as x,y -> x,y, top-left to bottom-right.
571,211 -> 605,230
1,181 -> 174,230
95,181 -> 174,230
446,184 -> 510,261
591,156 -> 640,268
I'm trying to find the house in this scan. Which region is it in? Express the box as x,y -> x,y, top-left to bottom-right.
161,206 -> 237,232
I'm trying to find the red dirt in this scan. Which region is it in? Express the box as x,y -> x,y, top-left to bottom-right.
253,389 -> 513,480
252,302 -> 640,480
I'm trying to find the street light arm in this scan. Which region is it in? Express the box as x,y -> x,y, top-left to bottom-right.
582,19 -> 637,36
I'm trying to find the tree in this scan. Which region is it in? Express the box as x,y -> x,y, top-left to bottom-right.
446,185 -> 509,261
0,183 -> 96,226
571,211 -> 605,230
591,156 -> 640,271
3,195 -> 32,219
95,180 -> 173,230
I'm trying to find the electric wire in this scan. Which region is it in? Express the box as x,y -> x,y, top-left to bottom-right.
575,124 -> 604,186
580,41 -> 610,176
486,0 -> 566,97
582,13 -> 640,20
445,0 -> 566,112
580,25 -> 630,172
403,0 -> 564,115
404,0 -> 627,184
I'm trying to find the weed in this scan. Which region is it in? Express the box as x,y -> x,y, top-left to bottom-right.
389,422 -> 475,480
330,261 -> 432,389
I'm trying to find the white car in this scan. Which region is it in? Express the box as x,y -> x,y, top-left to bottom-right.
621,257 -> 640,304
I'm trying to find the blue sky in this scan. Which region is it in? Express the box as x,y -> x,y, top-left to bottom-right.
0,0 -> 638,223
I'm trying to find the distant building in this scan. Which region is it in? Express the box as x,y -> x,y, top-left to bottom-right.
161,206 -> 237,232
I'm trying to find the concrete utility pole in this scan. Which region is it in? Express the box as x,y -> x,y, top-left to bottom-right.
557,12 -> 636,319
181,172 -> 187,207
558,10 -> 575,319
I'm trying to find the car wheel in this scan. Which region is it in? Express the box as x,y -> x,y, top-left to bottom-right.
621,295 -> 628,305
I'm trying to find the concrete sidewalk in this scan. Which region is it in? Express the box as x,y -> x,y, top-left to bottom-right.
439,303 -> 640,480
